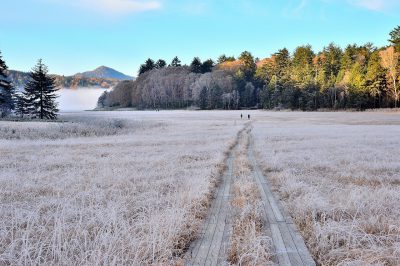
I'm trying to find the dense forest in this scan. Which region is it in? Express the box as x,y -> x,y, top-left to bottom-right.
99,26 -> 400,110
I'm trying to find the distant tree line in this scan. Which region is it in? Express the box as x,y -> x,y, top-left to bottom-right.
0,54 -> 58,119
138,56 -> 215,76
100,26 -> 400,111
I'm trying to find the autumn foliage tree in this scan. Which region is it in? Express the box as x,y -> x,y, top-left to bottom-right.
380,46 -> 399,107
101,26 -> 400,111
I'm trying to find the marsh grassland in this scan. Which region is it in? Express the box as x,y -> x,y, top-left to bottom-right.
1,110 -> 399,265
0,111 -> 242,265
253,112 -> 400,265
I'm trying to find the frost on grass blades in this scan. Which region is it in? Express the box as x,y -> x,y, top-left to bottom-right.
0,110 -> 399,265
253,111 -> 400,265
229,126 -> 273,265
0,111 -> 243,265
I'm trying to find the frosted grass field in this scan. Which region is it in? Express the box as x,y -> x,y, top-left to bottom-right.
0,111 -> 243,264
253,112 -> 400,265
0,110 -> 399,265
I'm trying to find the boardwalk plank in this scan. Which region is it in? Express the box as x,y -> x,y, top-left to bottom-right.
185,141 -> 237,266
248,136 -> 316,266
186,125 -> 315,266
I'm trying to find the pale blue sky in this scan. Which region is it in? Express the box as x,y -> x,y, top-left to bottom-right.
0,0 -> 399,76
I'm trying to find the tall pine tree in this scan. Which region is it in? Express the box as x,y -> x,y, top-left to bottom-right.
24,59 -> 58,119
170,56 -> 182,67
138,58 -> 155,75
389,26 -> 400,52
201,59 -> 214,73
0,51 -> 15,117
190,57 -> 202,73
14,93 -> 28,118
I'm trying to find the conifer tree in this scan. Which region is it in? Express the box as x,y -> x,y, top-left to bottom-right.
238,51 -> 256,81
217,54 -> 235,64
170,56 -> 181,67
155,59 -> 166,69
201,59 -> 214,73
190,57 -> 202,73
389,26 -> 400,52
138,58 -> 155,75
24,59 -> 58,119
14,93 -> 28,118
0,51 -> 15,117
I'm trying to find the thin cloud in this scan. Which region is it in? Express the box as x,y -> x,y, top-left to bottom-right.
48,0 -> 162,15
347,0 -> 399,11
181,2 -> 209,15
282,0 -> 309,19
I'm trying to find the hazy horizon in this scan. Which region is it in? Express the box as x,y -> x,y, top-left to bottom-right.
57,87 -> 108,111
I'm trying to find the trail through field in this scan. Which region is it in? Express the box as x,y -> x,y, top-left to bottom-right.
184,124 -> 244,266
185,122 -> 315,266
247,133 -> 315,266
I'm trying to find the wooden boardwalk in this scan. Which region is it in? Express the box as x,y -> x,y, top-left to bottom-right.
248,138 -> 316,266
185,124 -> 315,265
184,140 -> 236,266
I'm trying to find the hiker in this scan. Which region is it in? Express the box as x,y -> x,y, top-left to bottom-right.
248,114 -> 250,120
241,113 -> 243,119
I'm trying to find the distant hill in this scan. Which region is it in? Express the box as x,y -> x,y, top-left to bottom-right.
7,66 -> 134,89
75,66 -> 133,81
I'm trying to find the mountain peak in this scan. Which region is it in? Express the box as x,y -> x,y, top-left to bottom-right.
75,66 -> 133,81
95,66 -> 109,70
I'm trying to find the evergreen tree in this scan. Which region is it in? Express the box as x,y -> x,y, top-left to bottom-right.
170,56 -> 181,67
201,59 -> 214,73
155,59 -> 166,69
291,45 -> 315,89
239,51 -> 256,81
217,54 -> 235,64
190,57 -> 202,73
0,51 -> 15,117
365,51 -> 387,108
24,59 -> 59,119
321,43 -> 342,89
275,48 -> 290,77
389,26 -> 400,52
14,93 -> 28,118
138,58 -> 155,75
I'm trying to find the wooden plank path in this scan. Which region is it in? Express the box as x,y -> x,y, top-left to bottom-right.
248,134 -> 316,266
185,124 -> 315,265
184,140 -> 236,266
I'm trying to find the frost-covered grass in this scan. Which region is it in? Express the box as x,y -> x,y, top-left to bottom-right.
0,111 -> 243,265
229,126 -> 273,265
1,110 -> 399,265
253,111 -> 400,265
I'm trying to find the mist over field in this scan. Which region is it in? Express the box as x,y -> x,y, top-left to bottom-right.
57,88 -> 108,111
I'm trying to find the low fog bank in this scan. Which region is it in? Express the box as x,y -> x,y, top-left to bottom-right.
57,87 -> 108,111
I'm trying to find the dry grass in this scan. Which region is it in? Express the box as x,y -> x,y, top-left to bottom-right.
0,111 -> 244,265
253,112 -> 400,265
228,127 -> 273,265
1,110 -> 399,265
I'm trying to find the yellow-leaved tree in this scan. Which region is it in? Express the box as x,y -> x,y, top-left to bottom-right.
380,46 -> 399,107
